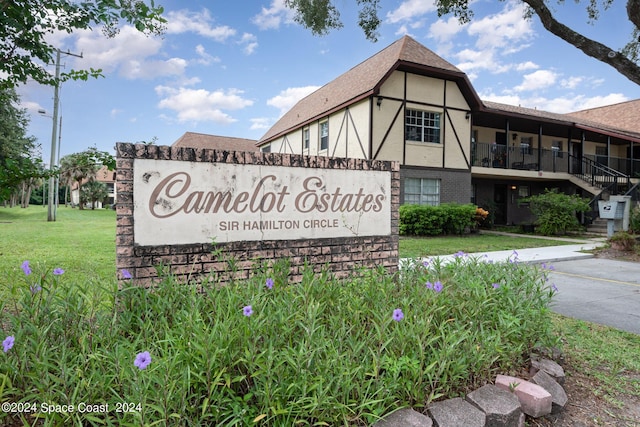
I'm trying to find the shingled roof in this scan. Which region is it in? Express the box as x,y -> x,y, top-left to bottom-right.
565,99 -> 640,134
258,35 -> 479,144
172,132 -> 259,152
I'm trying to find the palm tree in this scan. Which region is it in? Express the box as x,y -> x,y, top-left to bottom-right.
80,180 -> 108,209
59,152 -> 99,209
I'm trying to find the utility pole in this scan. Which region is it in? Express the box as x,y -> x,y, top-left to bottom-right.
47,48 -> 82,222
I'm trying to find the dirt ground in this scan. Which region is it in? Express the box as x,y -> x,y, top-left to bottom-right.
528,247 -> 640,427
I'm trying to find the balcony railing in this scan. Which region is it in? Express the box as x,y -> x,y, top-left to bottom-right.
472,142 -> 639,177
471,142 -> 568,172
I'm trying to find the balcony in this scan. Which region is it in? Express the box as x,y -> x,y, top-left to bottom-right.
471,142 -> 569,173
471,141 -> 636,196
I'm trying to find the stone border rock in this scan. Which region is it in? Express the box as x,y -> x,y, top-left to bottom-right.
373,354 -> 567,427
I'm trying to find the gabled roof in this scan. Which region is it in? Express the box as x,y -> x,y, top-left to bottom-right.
565,99 -> 640,134
258,35 -> 481,144
172,132 -> 259,152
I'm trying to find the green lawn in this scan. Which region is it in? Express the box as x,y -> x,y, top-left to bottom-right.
399,233 -> 583,258
1,207 -> 585,285
0,206 -> 116,289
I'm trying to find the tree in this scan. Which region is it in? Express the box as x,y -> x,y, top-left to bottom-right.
286,0 -> 640,86
59,147 -> 114,210
80,180 -> 108,209
0,0 -> 166,89
0,88 -> 46,207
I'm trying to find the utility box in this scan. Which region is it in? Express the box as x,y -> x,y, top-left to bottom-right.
598,200 -> 621,219
598,198 -> 630,237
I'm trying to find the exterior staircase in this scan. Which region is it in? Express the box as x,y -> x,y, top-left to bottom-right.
586,217 -> 608,235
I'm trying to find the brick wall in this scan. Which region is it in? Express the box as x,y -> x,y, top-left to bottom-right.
400,166 -> 471,204
115,143 -> 400,285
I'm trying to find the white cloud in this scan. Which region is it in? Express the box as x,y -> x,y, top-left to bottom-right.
466,2 -> 533,52
155,86 -> 254,124
252,0 -> 296,30
478,91 -> 628,114
429,16 -> 466,44
166,9 -> 236,42
239,33 -> 258,55
267,86 -> 320,116
386,0 -> 437,24
514,69 -> 558,92
515,61 -> 539,72
73,26 -> 186,79
560,76 -> 583,89
449,1 -> 535,74
250,117 -> 272,130
194,44 -> 220,65
110,108 -> 123,118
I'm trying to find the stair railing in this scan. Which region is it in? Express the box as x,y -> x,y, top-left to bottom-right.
569,154 -> 630,194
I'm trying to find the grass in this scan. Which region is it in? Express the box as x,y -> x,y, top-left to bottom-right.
553,314 -> 640,403
0,206 -> 559,425
399,233 -> 585,258
0,206 -> 116,290
1,206 -> 638,425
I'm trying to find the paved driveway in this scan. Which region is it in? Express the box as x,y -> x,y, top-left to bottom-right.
549,258 -> 640,335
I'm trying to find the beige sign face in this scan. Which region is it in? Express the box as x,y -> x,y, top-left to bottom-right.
133,159 -> 391,245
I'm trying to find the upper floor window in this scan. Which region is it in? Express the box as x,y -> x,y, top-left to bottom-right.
405,109 -> 441,143
303,127 -> 310,151
261,145 -> 271,153
320,121 -> 329,151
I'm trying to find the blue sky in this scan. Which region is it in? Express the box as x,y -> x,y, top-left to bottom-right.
18,0 -> 640,165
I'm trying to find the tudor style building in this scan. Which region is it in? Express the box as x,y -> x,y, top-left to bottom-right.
255,35 -> 640,226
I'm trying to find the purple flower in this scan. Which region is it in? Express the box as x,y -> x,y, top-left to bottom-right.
21,261 -> 31,276
30,284 -> 42,294
422,259 -> 430,268
453,251 -> 466,258
392,308 -> 404,322
551,284 -> 559,292
492,283 -> 500,289
53,268 -> 64,276
425,281 -> 433,290
3,336 -> 15,353
433,281 -> 443,293
243,305 -> 253,317
121,269 -> 132,279
512,250 -> 519,257
265,278 -> 274,290
134,351 -> 152,370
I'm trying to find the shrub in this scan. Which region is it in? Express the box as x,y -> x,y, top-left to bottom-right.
1,256 -> 557,426
630,205 -> 640,234
399,203 -> 477,236
608,231 -> 637,251
522,189 -> 590,235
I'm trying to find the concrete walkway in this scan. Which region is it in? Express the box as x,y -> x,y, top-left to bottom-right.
427,232 -> 607,265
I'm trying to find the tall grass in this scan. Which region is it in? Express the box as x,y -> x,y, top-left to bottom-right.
0,249 -> 557,426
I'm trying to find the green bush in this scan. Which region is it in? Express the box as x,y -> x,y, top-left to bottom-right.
630,205 -> 640,234
522,189 -> 590,235
0,255 -> 557,426
399,203 -> 476,236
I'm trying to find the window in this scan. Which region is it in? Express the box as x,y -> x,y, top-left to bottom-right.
405,109 -> 441,143
404,178 -> 440,206
261,145 -> 271,153
303,127 -> 310,151
319,121 -> 329,151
